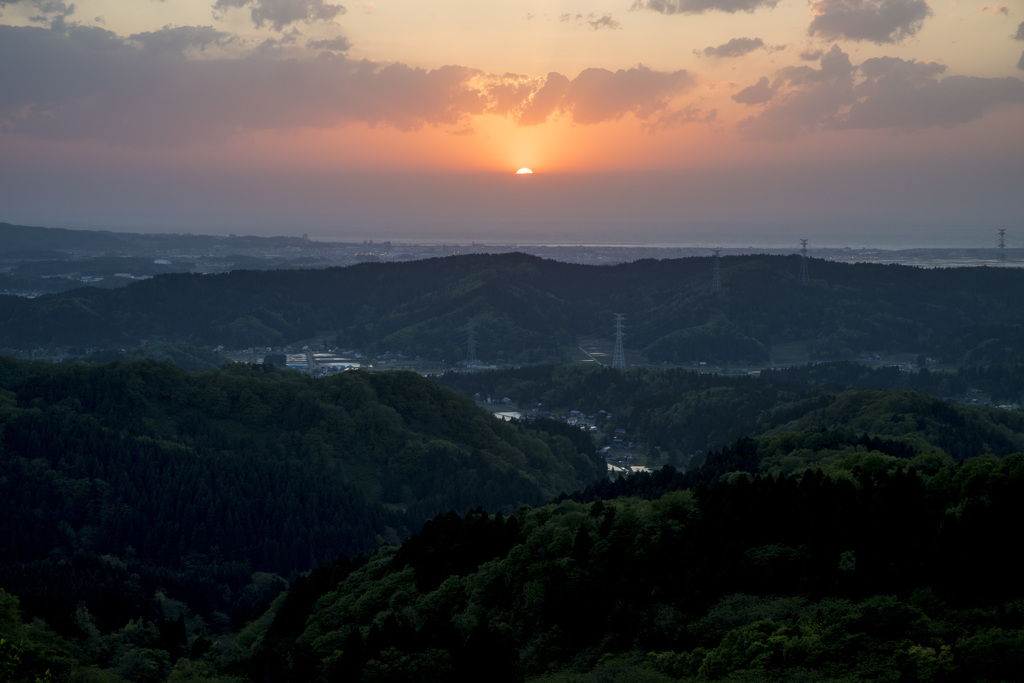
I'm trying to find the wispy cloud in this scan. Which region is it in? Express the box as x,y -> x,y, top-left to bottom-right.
632,0 -> 777,14
644,104 -> 717,131
981,4 -> 1009,16
558,13 -> 622,30
307,35 -> 351,53
587,14 -> 621,30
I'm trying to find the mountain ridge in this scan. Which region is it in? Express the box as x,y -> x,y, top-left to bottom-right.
2,252 -> 1023,364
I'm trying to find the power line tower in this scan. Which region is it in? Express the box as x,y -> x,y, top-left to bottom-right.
711,249 -> 722,294
799,239 -> 809,286
611,314 -> 626,369
998,229 -> 1006,265
465,318 -> 478,367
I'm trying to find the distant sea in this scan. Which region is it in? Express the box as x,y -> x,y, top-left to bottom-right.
801,248 -> 1024,269
374,241 -> 1024,269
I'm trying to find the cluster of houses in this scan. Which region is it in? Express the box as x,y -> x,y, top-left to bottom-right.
488,404 -> 650,478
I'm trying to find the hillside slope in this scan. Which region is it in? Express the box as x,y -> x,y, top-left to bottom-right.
0,358 -> 603,575
234,448 -> 1024,682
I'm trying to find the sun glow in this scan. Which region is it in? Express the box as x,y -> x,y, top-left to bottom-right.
516,168 -> 533,174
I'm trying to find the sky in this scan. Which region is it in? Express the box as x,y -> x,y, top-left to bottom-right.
1,0 -> 1022,247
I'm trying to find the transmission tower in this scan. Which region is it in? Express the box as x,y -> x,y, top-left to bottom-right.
611,314 -> 626,369
799,239 -> 809,286
998,229 -> 1006,265
711,249 -> 722,294
465,318 -> 478,367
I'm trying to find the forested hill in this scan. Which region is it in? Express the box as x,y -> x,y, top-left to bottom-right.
0,358 -> 603,575
1,253 -> 1023,363
438,363 -> 1024,466
3,356 -> 1023,680
226,433 -> 1024,682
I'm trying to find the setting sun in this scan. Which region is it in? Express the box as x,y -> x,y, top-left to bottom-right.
516,168 -> 533,175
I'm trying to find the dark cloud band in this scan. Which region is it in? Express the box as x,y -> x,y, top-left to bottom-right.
0,24 -> 698,147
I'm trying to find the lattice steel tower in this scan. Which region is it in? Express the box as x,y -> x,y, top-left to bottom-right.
799,239 -> 809,286
611,314 -> 626,369
711,249 -> 722,294
998,229 -> 1006,265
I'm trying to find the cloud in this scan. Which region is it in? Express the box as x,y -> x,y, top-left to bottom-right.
700,36 -> 764,58
517,72 -> 570,125
307,35 -> 351,52
732,76 -> 775,104
644,104 -> 717,131
251,27 -> 301,54
808,0 -> 932,44
129,25 -> 235,57
0,24 -> 478,144
518,65 -> 694,126
632,0 -> 777,14
736,45 -> 856,138
735,45 -> 1024,139
0,0 -> 76,26
1017,21 -> 1024,70
559,12 -> 622,30
587,14 -> 621,30
564,66 -> 693,124
980,4 -> 1009,16
0,24 -> 699,147
478,75 -> 537,118
840,57 -> 1024,129
213,0 -> 346,32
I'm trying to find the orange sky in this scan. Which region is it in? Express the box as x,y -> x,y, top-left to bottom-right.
0,0 -> 1022,245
